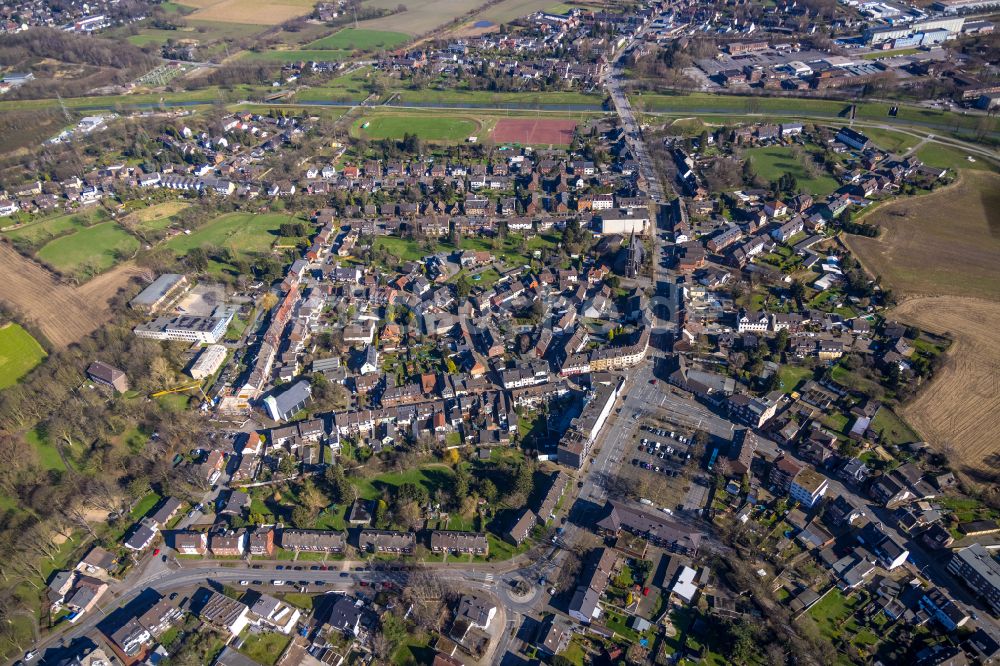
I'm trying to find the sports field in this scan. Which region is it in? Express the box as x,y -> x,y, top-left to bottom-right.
177,0 -> 315,24
491,117 -> 577,145
166,212 -> 299,256
306,28 -> 409,50
355,114 -> 479,142
0,323 -> 46,389
745,146 -> 840,196
36,221 -> 139,277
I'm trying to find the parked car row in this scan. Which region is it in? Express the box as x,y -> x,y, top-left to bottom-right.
632,458 -> 681,477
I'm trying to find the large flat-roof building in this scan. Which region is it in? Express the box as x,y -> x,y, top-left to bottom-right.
129,274 -> 188,313
133,311 -> 233,344
947,544 -> 1000,614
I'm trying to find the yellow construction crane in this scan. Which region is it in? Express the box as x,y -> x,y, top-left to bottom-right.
150,381 -> 209,402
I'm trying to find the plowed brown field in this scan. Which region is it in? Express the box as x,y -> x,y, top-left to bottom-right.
0,243 -> 143,348
892,297 -> 1000,477
846,170 -> 1000,477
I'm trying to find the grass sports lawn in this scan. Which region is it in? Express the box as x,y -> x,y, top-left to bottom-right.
306,28 -> 409,50
745,146 -> 840,195
355,114 -> 478,141
165,212 -> 301,256
0,323 -> 46,389
36,221 -> 139,276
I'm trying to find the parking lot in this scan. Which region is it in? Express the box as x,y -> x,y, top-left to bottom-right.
613,423 -> 695,511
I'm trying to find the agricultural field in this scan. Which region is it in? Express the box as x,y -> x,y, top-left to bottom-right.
356,0 -> 488,35
0,244 -> 143,348
354,114 -> 479,142
744,145 -> 840,196
472,0 -> 573,23
0,323 -> 47,389
847,171 -> 1000,301
846,171 -> 1000,475
892,296 -> 1000,477
165,212 -> 299,257
36,221 -> 140,278
176,0 -> 316,25
124,20 -> 264,47
305,28 -> 410,51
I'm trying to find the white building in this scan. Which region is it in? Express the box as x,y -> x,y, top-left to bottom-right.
790,469 -> 830,508
189,344 -> 228,379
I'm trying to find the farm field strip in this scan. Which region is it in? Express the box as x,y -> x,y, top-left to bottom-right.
176,0 -> 316,24
0,244 -> 142,348
893,297 -> 1000,475
356,0 -> 490,35
305,28 -> 410,50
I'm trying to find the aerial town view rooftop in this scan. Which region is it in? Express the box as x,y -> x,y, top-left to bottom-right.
0,0 -> 997,664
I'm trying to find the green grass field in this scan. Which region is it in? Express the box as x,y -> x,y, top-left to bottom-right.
3,208 -> 108,246
632,92 -> 999,138
36,221 -> 139,276
351,465 -> 455,501
166,212 -> 298,256
24,428 -> 65,471
392,88 -> 603,107
859,127 -> 920,154
0,324 -> 46,389
745,146 -> 840,196
242,48 -> 352,62
355,114 -> 478,141
916,143 -> 991,172
306,28 -> 409,50
128,201 -> 191,232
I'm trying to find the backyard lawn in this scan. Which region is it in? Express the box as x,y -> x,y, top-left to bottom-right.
0,323 -> 46,388
871,407 -> 919,445
238,631 -> 291,666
